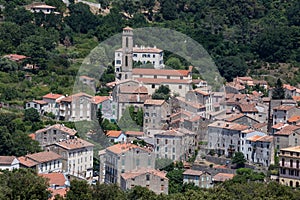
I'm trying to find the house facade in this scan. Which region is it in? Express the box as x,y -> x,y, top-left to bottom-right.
120,168 -> 168,194
34,124 -> 77,148
104,143 -> 155,184
183,169 -> 212,188
279,146 -> 300,188
0,156 -> 19,171
47,138 -> 94,179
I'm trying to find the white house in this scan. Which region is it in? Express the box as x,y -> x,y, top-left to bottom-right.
106,130 -> 127,143
26,100 -> 48,114
0,156 -> 19,171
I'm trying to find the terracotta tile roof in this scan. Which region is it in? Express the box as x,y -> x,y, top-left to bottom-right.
281,146 -> 300,153
132,47 -> 163,53
133,68 -> 190,77
188,115 -> 203,122
48,188 -> 67,200
79,75 -> 95,80
208,121 -> 249,131
253,123 -> 268,129
144,99 -> 165,106
226,82 -> 245,90
106,143 -> 150,154
154,129 -> 185,137
247,135 -> 263,142
272,122 -> 286,130
18,156 -> 39,167
39,172 -> 66,187
26,151 -> 62,163
125,131 -> 144,136
3,54 -> 28,61
177,96 -> 205,109
237,76 -> 253,81
225,113 -> 245,122
273,105 -> 295,111
35,124 -> 77,136
121,168 -> 167,180
31,4 -> 56,9
183,169 -> 206,176
31,100 -> 48,105
43,93 -> 64,100
56,138 -> 94,150
194,89 -> 209,96
257,135 -> 273,142
288,116 -> 300,123
238,104 -> 258,113
136,78 -> 192,84
106,130 -> 123,138
123,26 -> 133,31
29,133 -> 35,140
293,96 -> 300,102
92,96 -> 110,104
213,173 -> 234,182
0,156 -> 17,165
274,125 -> 300,135
118,94 -> 151,103
283,84 -> 297,91
120,85 -> 148,94
60,92 -> 93,102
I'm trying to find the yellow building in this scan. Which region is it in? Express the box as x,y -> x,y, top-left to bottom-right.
279,146 -> 300,187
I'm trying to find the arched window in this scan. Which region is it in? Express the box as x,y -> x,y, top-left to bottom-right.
126,37 -> 129,48
125,56 -> 128,67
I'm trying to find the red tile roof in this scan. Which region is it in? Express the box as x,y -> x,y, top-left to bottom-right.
3,54 -> 28,61
106,130 -> 123,138
125,131 -> 144,136
288,116 -> 300,123
274,125 -> 300,135
92,96 -> 110,104
272,122 -> 286,130
0,156 -> 17,165
107,143 -> 151,154
273,105 -> 295,111
183,169 -> 205,176
208,121 -> 249,131
238,104 -> 258,113
213,173 -> 234,182
56,138 -> 94,150
136,78 -> 192,84
18,156 -> 39,167
60,92 -> 93,102
194,89 -> 209,96
39,172 -> 66,187
121,168 -> 167,180
35,124 -> 77,136
31,100 -> 48,105
144,99 -> 165,106
79,75 -> 95,80
133,68 -> 190,77
26,151 -> 62,163
43,93 -> 64,100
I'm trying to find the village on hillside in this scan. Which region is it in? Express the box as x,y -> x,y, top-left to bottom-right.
1,23 -> 300,198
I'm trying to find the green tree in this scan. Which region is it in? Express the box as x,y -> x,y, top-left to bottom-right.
216,56 -> 247,82
272,78 -> 285,100
152,85 -> 171,100
24,108 -> 40,122
232,152 -> 246,168
65,179 -> 92,200
0,169 -> 50,200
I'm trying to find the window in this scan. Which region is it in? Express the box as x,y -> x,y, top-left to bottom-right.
152,84 -> 155,88
146,174 -> 150,181
165,139 -> 168,144
116,60 -> 121,64
125,37 -> 128,47
154,75 -> 157,79
157,139 -> 159,144
179,85 -> 182,89
165,147 -> 168,152
173,148 -> 175,153
167,76 -> 170,79
161,185 -> 164,191
125,56 -> 128,67
133,54 -> 137,57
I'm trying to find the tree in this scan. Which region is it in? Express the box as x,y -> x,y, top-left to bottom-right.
272,78 -> 285,100
232,152 -> 246,168
152,85 -> 171,100
65,179 -> 92,200
24,108 -> 40,122
0,169 -> 50,200
91,183 -> 124,200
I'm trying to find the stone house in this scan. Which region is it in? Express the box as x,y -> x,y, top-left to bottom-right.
207,121 -> 249,157
18,151 -> 63,174
59,92 -> 93,121
42,93 -> 65,118
46,138 -> 94,179
143,99 -> 170,136
0,156 -> 19,171
154,128 -> 196,161
103,143 -> 155,184
25,100 -> 48,115
91,96 -> 117,122
34,124 -> 77,148
273,105 -> 300,125
120,168 -> 168,194
183,169 -> 212,188
273,125 -> 300,150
